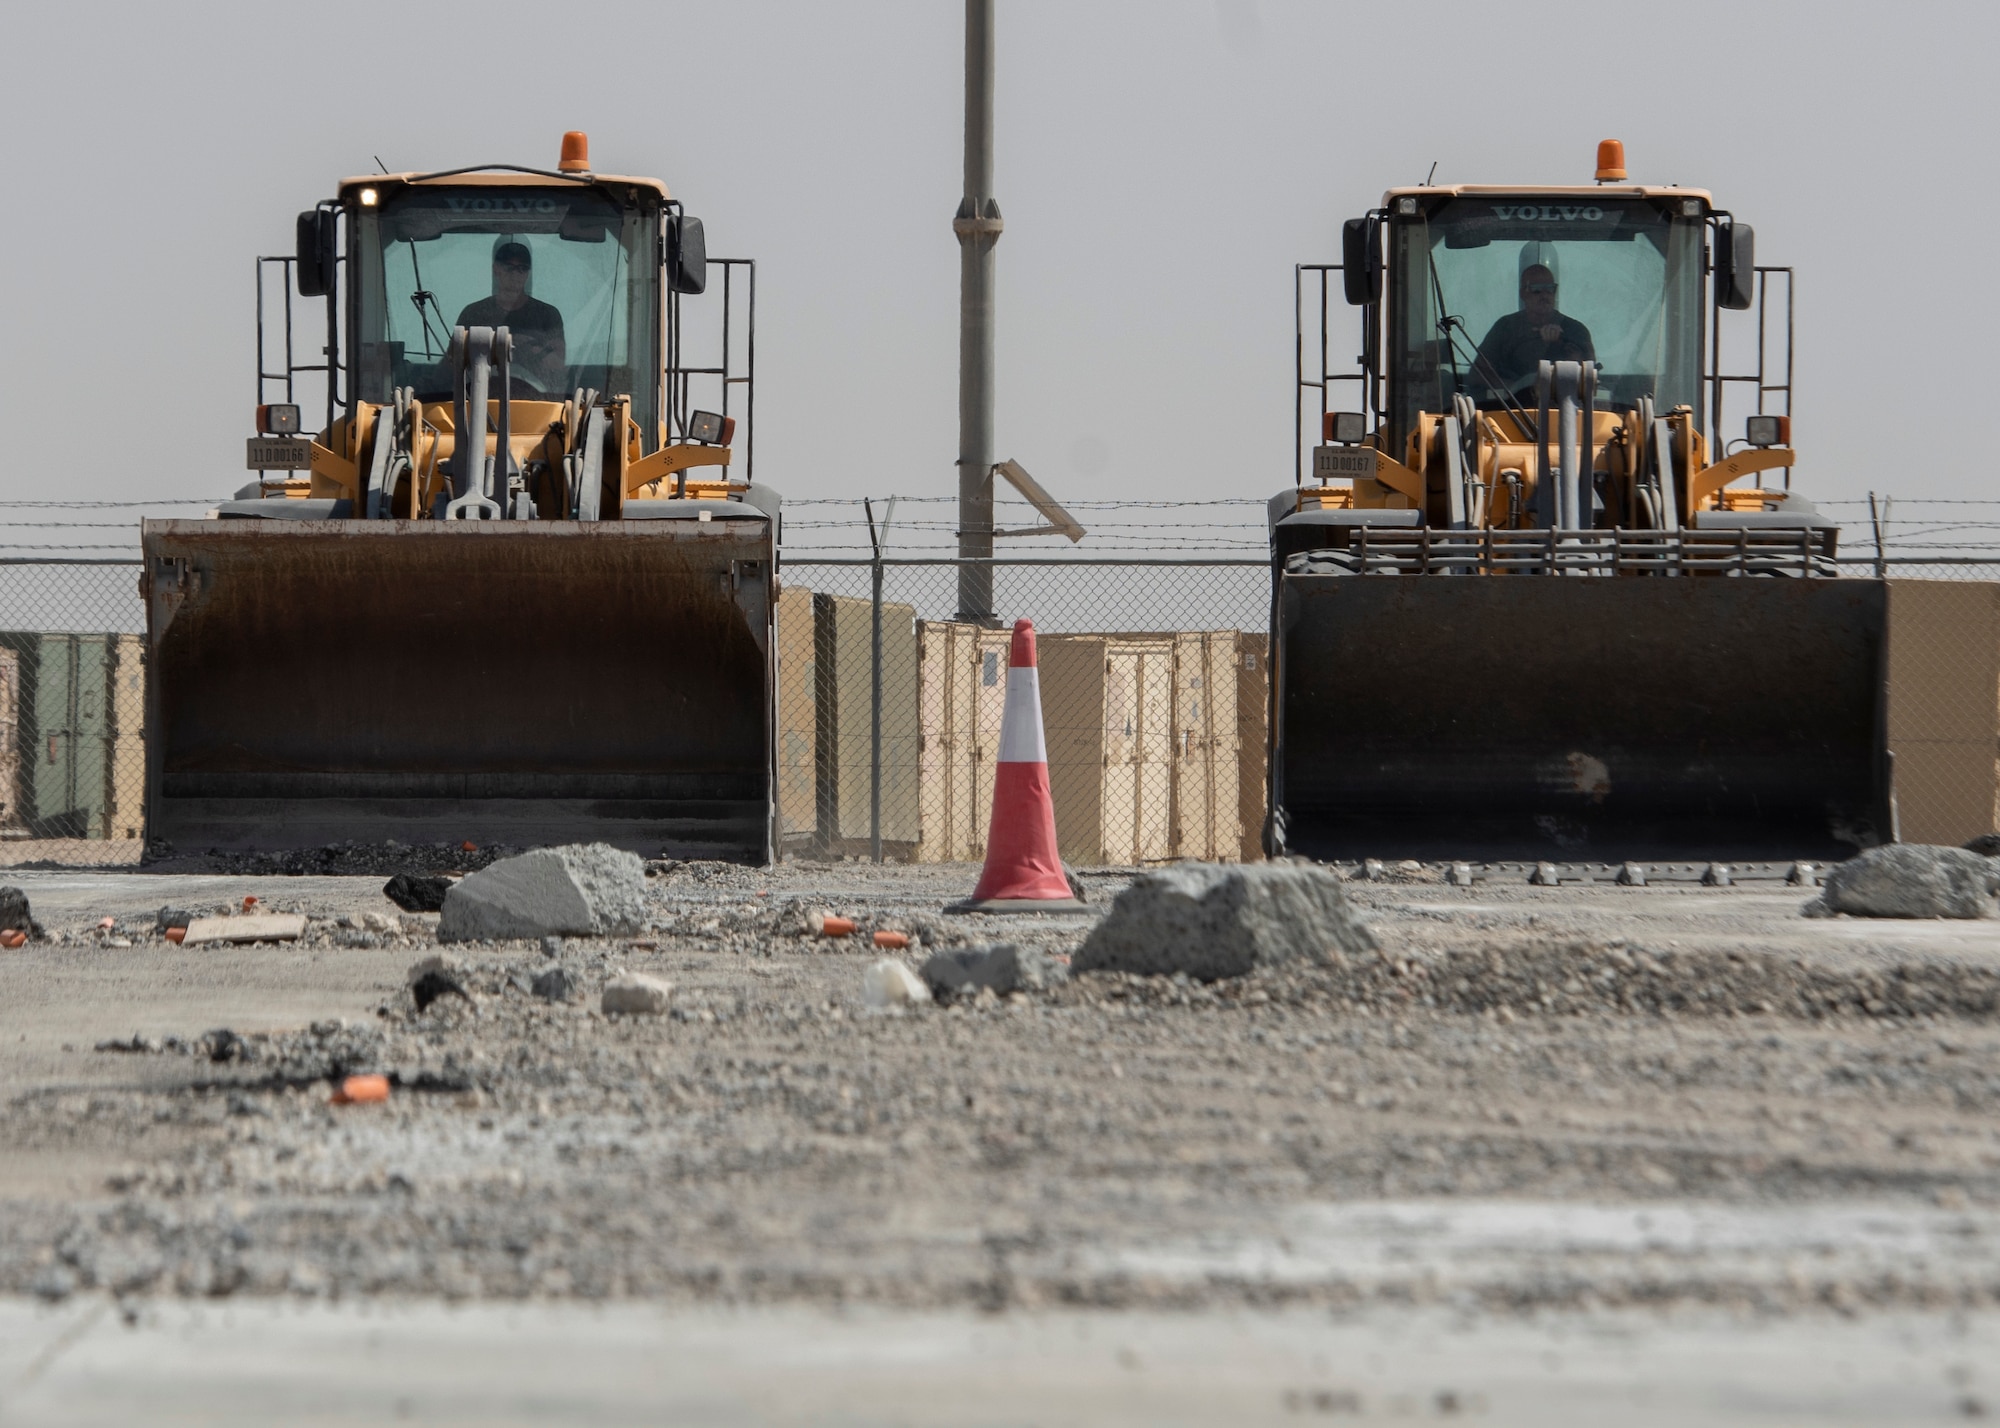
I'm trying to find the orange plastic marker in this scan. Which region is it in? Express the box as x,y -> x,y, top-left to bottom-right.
330,1074 -> 391,1105
164,927 -> 187,944
872,930 -> 910,950
813,913 -> 857,937
0,930 -> 26,949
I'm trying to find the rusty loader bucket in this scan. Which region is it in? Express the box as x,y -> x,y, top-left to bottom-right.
1270,574 -> 1891,862
140,519 -> 775,858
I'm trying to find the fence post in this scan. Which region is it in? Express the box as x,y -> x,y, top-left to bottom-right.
864,499 -> 896,863
1868,491 -> 1889,580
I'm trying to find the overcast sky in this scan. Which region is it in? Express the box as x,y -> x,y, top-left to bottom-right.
0,1 -> 1991,541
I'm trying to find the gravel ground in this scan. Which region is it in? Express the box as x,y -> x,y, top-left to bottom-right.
2,859 -> 1998,1318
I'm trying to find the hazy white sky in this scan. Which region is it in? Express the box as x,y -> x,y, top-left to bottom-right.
0,1 -> 1991,534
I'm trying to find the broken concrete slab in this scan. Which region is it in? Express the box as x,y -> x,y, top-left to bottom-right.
1815,844 -> 2000,919
1073,862 -> 1377,981
602,973 -> 672,1015
181,913 -> 308,946
439,845 -> 648,943
920,943 -> 1064,997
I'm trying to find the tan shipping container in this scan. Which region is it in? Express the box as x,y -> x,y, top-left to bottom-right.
914,621 -> 1012,862
813,592 -> 921,856
104,634 -> 145,841
1168,632 -> 1243,861
1884,580 -> 2000,845
775,585 -> 817,849
1235,632 -> 1269,861
1041,634 -> 1174,865
0,647 -> 20,835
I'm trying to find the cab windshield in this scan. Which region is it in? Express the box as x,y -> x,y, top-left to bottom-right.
352,184 -> 659,440
1388,196 -> 1703,444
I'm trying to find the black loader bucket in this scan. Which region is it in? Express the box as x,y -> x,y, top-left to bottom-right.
1271,574 -> 1891,862
140,519 -> 775,859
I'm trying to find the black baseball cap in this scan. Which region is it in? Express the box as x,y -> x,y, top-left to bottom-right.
494,242 -> 532,269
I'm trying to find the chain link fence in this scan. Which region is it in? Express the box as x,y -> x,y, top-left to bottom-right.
9,508 -> 2000,866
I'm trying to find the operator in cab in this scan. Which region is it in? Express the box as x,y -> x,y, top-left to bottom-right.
1469,262 -> 1594,394
456,241 -> 567,393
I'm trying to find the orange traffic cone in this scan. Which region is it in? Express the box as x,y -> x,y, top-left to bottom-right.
954,619 -> 1086,912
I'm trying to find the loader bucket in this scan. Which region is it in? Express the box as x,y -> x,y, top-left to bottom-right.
1272,573 -> 1890,862
140,519 -> 775,859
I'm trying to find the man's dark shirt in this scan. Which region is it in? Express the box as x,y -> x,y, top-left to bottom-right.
1471,311 -> 1595,390
455,294 -> 565,345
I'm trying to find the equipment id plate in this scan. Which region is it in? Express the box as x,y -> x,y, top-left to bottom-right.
247,436 -> 312,470
1313,445 -> 1376,481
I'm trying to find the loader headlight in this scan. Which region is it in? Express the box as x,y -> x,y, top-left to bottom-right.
257,403 -> 301,435
1324,411 -> 1368,445
687,410 -> 735,445
1745,414 -> 1787,447
359,187 -> 378,207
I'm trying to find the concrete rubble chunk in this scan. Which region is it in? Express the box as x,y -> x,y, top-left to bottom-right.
1072,862 -> 1377,981
383,873 -> 453,913
154,906 -> 192,934
181,913 -> 308,946
1814,844 -> 2000,920
531,967 -> 574,1003
921,942 -> 1065,997
1963,833 -> 2000,857
863,959 -> 931,1009
602,972 -> 673,1015
439,844 -> 647,942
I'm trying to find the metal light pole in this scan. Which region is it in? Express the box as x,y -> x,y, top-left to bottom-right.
954,0 -> 1002,622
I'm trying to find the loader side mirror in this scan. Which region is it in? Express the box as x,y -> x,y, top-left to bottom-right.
666,214 -> 707,295
1714,221 -> 1755,311
1341,217 -> 1382,306
295,209 -> 335,298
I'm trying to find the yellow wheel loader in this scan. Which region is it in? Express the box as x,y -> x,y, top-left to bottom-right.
142,134 -> 779,858
1269,141 -> 1890,862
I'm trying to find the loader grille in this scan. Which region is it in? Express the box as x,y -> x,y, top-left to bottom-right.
1283,527 -> 1839,579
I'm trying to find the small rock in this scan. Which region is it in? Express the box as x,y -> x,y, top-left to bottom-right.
531,967 -> 574,1003
1787,861 -> 1819,888
1817,844 -> 2000,919
1447,862 -> 1475,887
1702,863 -> 1733,887
602,972 -> 673,1015
406,955 -> 469,1012
383,873 -> 453,913
1073,862 -> 1376,981
440,844 -> 647,942
1362,859 -> 1386,881
1530,862 -> 1560,886
539,936 -> 563,958
203,1028 -> 246,1063
1963,834 -> 2000,857
1616,862 -> 1647,887
921,943 -> 1065,997
154,906 -> 192,934
360,911 -> 396,934
0,886 -> 42,939
1394,859 -> 1422,875
863,959 -> 931,1009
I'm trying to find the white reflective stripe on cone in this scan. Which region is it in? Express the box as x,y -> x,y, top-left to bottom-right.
996,667 -> 1046,764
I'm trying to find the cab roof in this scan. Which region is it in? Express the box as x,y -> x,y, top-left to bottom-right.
337,170 -> 671,202
1380,184 -> 1714,208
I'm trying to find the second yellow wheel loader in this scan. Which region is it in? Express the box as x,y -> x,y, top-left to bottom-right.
1269,142 -> 1890,863
142,134 -> 779,858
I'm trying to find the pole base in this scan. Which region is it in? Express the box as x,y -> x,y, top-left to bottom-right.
944,897 -> 1089,915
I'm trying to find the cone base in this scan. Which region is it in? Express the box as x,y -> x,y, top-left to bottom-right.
945,897 -> 1090,915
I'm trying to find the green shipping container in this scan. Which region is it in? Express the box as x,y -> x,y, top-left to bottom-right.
0,633 -> 114,838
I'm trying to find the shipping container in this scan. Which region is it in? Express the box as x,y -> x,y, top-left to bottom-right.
0,647 -> 20,836
812,593 -> 921,856
1235,631 -> 1269,861
1041,634 -> 1175,865
0,634 -> 114,838
913,621 -> 1012,862
1168,631 -> 1244,861
1883,580 -> 2000,844
775,585 -> 817,850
